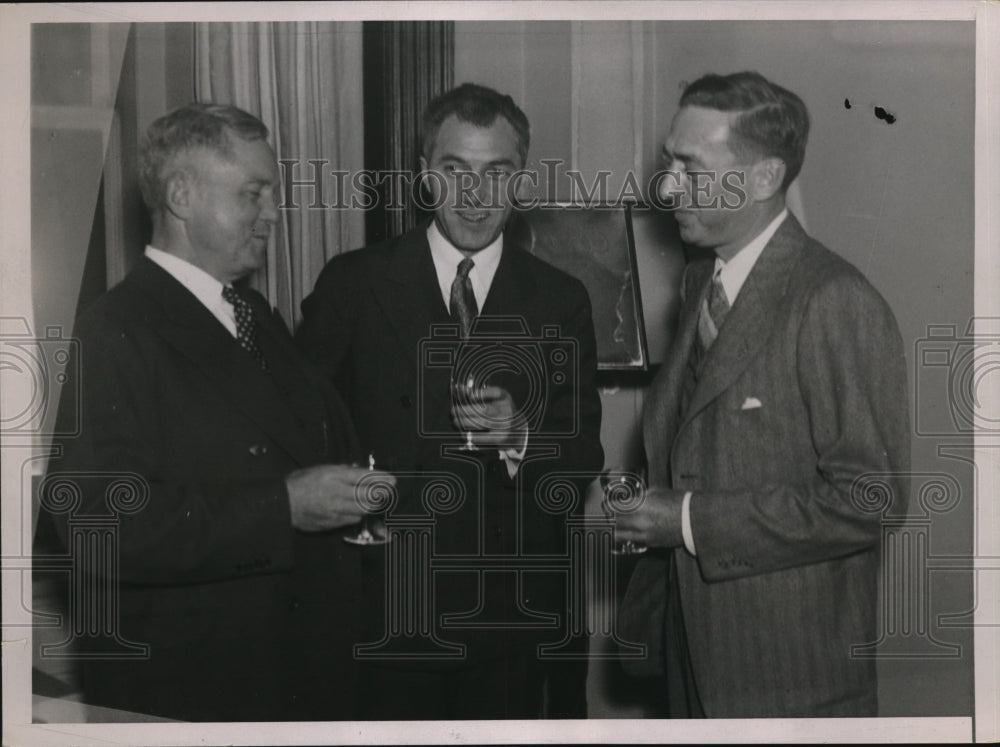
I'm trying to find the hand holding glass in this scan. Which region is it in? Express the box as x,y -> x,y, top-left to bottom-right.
601,469 -> 649,555
450,373 -> 485,450
343,453 -> 392,546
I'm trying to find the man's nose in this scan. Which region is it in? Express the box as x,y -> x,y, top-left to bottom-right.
665,158 -> 689,181
472,177 -> 491,206
458,172 -> 487,207
259,189 -> 279,222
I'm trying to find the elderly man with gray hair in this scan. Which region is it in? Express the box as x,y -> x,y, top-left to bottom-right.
36,102 -> 391,721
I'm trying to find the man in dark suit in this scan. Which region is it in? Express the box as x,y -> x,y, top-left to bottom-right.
614,72 -> 910,717
295,83 -> 604,719
35,103 -> 392,721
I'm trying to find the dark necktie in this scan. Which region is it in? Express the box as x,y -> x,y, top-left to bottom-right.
449,257 -> 478,337
222,285 -> 268,372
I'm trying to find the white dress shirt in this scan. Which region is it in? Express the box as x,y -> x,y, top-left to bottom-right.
427,221 -> 503,310
682,208 -> 788,556
426,222 -> 527,474
145,246 -> 238,337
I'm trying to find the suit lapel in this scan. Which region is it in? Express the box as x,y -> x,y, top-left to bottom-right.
130,258 -> 320,466
680,215 -> 805,427
376,227 -> 453,357
479,238 -> 534,319
643,261 -> 710,486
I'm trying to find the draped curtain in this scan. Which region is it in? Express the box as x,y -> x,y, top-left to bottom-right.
363,22 -> 453,244
195,22 -> 365,328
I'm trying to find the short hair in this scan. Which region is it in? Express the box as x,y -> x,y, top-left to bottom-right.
139,102 -> 269,213
421,83 -> 531,165
679,72 -> 810,190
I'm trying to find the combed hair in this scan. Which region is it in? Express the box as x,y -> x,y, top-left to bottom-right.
139,102 -> 269,212
679,72 -> 810,189
421,83 -> 530,165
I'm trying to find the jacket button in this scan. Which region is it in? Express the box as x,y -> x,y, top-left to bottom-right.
288,598 -> 300,611
400,395 -> 412,408
249,444 -> 268,456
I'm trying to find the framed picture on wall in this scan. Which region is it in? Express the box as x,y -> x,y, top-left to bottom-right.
506,202 -> 650,370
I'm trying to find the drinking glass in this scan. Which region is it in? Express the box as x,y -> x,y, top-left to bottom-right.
600,467 -> 648,555
343,453 -> 392,546
450,372 -> 485,451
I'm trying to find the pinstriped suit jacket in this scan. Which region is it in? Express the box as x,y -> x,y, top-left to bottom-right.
620,214 -> 910,717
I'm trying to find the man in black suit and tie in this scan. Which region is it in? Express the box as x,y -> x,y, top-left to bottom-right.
36,103 -> 392,721
296,83 -> 604,719
614,72 -> 910,717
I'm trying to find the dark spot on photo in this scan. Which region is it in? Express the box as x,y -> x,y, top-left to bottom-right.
874,105 -> 897,124
844,98 -> 852,109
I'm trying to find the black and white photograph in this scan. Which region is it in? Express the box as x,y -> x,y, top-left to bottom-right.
1,2 -> 997,744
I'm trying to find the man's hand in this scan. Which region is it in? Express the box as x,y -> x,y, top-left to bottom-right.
610,486 -> 686,549
451,385 -> 528,450
285,464 -> 396,532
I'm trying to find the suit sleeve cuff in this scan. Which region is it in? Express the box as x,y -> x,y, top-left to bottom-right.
682,490 -> 697,555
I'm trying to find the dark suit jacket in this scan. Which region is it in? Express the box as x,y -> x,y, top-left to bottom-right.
295,224 -> 604,665
620,215 -> 910,717
36,257 -> 363,721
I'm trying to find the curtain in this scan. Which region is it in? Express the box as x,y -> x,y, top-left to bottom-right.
195,22 -> 365,328
363,22 -> 453,244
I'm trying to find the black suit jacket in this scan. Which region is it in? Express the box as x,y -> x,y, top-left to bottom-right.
36,257 -> 363,721
295,224 -> 604,665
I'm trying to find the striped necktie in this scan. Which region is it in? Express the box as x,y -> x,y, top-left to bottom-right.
449,257 -> 478,337
695,267 -> 730,360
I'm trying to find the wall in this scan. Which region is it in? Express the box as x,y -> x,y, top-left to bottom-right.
455,19 -> 976,717
30,22 -> 194,447
31,23 -> 130,441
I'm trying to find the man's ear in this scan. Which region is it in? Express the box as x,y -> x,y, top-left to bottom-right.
747,157 -> 786,202
163,169 -> 195,220
417,155 -> 441,206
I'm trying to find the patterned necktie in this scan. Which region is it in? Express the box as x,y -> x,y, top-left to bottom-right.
449,258 -> 478,337
695,267 -> 731,362
222,285 -> 268,372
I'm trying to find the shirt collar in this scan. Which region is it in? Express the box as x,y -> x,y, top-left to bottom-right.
144,245 -> 230,311
426,221 -> 504,309
715,208 -> 788,305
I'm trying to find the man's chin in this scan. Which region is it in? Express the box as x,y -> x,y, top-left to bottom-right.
676,224 -> 702,246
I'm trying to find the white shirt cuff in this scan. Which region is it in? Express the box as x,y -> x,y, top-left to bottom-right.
681,490 -> 696,555
499,429 -> 529,478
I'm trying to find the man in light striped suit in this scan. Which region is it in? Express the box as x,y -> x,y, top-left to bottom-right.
615,72 -> 910,717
